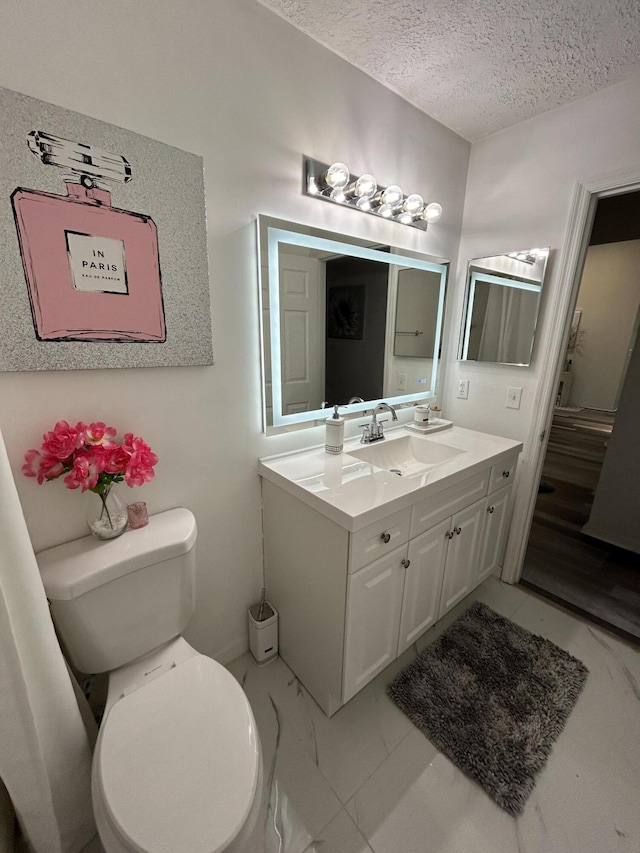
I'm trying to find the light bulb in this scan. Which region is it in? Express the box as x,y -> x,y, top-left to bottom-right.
355,196 -> 372,210
380,185 -> 403,207
395,211 -> 413,225
377,203 -> 394,218
354,173 -> 377,199
324,162 -> 350,190
402,193 -> 424,215
422,202 -> 442,223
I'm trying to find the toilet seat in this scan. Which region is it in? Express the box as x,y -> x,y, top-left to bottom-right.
93,654 -> 260,853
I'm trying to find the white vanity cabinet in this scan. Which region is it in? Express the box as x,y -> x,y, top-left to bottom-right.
259,428 -> 522,716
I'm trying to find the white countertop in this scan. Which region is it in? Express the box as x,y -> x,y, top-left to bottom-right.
258,425 -> 523,532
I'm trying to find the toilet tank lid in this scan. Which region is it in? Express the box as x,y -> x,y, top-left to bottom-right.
36,508 -> 197,601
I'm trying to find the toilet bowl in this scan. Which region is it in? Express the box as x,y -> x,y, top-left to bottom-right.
92,640 -> 262,853
37,509 -> 263,853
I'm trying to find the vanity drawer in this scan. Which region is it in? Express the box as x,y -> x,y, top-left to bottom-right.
489,455 -> 518,493
410,470 -> 490,538
348,508 -> 411,574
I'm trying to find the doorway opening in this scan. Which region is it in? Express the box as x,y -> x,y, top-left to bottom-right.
520,191 -> 640,643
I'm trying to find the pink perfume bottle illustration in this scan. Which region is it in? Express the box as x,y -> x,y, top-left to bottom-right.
11,130 -> 165,342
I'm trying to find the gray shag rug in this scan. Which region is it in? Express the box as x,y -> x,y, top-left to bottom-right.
388,601 -> 589,815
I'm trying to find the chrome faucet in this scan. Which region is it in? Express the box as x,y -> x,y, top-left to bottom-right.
360,402 -> 398,443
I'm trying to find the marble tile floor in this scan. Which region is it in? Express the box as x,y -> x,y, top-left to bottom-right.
226,577 -> 640,853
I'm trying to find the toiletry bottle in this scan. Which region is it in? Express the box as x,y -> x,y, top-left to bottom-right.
325,405 -> 345,454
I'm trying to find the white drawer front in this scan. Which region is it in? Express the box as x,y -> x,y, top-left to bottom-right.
489,454 -> 518,493
410,470 -> 489,539
349,508 -> 411,573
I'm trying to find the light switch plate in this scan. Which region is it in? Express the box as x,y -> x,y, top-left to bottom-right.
506,387 -> 522,409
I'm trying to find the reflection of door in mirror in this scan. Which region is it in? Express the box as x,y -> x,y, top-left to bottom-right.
278,252 -> 325,416
394,268 -> 441,358
325,256 -> 388,406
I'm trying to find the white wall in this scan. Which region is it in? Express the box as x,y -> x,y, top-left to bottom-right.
568,240 -> 640,410
443,75 -> 640,451
0,0 -> 469,662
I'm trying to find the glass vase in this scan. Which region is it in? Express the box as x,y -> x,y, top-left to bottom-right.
86,485 -> 128,540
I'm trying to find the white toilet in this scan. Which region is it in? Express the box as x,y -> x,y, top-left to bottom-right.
37,508 -> 263,853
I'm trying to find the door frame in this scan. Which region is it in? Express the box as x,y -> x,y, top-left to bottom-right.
501,167 -> 640,584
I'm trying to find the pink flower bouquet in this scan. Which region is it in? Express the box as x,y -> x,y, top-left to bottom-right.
23,420 -> 158,536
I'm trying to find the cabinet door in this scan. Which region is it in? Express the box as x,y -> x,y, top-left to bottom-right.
438,498 -> 486,618
475,486 -> 512,586
343,546 -> 405,703
397,519 -> 449,655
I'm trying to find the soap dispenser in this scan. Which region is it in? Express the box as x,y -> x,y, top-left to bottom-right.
325,405 -> 345,454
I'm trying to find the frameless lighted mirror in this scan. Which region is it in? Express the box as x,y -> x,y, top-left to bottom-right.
257,215 -> 449,433
459,248 -> 549,366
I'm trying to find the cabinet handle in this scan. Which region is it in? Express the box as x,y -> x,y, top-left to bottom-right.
401,558 -> 411,569
487,506 -> 495,514
454,526 -> 462,535
502,470 -> 511,478
446,530 -> 454,539
380,532 -> 391,543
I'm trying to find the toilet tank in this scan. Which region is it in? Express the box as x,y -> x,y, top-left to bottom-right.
37,508 -> 197,674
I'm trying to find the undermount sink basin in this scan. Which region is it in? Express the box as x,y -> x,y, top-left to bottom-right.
348,434 -> 466,477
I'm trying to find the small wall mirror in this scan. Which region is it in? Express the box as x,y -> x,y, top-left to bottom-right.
459,248 -> 549,366
258,215 -> 449,433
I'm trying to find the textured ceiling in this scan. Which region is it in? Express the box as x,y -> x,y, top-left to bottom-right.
257,0 -> 640,140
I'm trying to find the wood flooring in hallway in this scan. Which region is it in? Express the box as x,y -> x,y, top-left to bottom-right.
520,408 -> 640,644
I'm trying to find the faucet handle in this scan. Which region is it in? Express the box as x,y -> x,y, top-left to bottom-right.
360,424 -> 371,443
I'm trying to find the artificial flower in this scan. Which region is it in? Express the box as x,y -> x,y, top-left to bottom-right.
23,420 -> 158,493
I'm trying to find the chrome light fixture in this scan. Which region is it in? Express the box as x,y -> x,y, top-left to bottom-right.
305,158 -> 442,231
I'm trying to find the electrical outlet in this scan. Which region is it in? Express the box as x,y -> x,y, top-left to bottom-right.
506,386 -> 522,409
457,379 -> 470,399
398,372 -> 407,391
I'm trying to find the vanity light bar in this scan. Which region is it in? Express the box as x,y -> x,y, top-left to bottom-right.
304,158 -> 442,232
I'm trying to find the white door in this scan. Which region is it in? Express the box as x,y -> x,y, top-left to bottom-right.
343,546 -> 405,703
475,487 -> 512,586
438,498 -> 486,618
279,253 -> 324,415
397,519 -> 449,655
